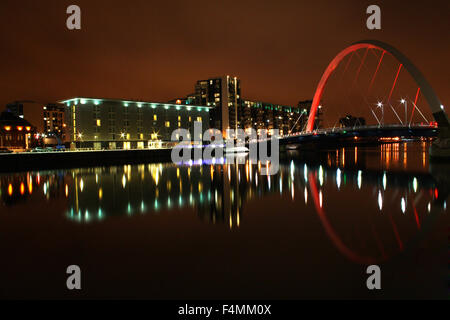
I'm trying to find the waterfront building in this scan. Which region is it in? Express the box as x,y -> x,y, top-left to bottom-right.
43,103 -> 67,140
0,111 -> 36,150
5,101 -> 45,133
194,76 -> 241,134
241,100 -> 307,136
60,97 -> 211,149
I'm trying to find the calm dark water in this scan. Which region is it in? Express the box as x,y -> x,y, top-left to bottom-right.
0,142 -> 448,299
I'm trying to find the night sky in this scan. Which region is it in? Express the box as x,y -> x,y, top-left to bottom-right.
0,0 -> 448,119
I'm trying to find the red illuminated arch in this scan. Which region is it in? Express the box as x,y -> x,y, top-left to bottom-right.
306,40 -> 449,132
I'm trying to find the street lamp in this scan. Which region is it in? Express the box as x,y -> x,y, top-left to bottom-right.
400,98 -> 407,125
377,102 -> 384,125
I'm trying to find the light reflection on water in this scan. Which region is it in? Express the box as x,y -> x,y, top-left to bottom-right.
0,142 -> 448,265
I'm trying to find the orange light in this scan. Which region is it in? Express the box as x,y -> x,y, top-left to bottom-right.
17,126 -> 23,131
176,99 -> 182,104
25,126 -> 31,131
28,182 -> 33,194
20,183 -> 25,195
8,184 -> 13,196
4,126 -> 11,131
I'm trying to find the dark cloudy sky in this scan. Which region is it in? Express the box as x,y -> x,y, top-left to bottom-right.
0,0 -> 448,114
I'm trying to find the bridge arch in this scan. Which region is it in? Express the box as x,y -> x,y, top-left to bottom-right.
306,40 -> 449,132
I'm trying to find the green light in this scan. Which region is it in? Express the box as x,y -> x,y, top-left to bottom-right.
137,103 -> 143,108
151,104 -> 156,109
94,100 -> 101,105
164,106 -> 169,110
176,106 -> 181,110
187,107 -> 192,111
197,108 -> 202,112
124,102 -> 129,107
80,99 -> 87,104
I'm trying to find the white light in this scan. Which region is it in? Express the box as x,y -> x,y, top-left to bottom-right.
319,190 -> 323,208
357,170 -> 362,189
401,197 -> 406,214
336,168 -> 341,189
400,99 -> 406,104
304,187 -> 308,204
377,102 -> 383,108
378,191 -> 383,211
413,177 -> 418,193
441,105 -> 445,110
383,173 -> 387,190
319,166 -> 324,186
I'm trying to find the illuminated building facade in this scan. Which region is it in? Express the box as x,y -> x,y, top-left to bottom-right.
241,100 -> 308,135
5,101 -> 45,133
61,97 -> 211,149
43,104 -> 66,138
0,111 -> 36,149
195,76 -> 241,134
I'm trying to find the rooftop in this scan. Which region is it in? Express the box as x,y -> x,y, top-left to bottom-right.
60,97 -> 212,111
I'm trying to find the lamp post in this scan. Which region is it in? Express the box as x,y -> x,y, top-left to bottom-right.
377,102 -> 384,126
401,99 -> 407,126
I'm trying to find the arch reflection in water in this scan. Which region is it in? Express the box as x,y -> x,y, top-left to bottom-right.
0,143 -> 447,263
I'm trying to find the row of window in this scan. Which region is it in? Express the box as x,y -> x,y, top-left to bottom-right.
91,117 -> 202,128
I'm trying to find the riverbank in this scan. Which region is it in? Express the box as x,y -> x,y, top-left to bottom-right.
0,148 -> 174,173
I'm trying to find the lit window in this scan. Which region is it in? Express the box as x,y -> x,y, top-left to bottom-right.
153,115 -> 157,121
197,117 -> 202,122
96,119 -> 101,126
178,116 -> 181,121
189,116 -> 192,122
165,121 -> 170,128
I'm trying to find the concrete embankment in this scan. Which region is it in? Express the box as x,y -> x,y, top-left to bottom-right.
0,148 -> 175,173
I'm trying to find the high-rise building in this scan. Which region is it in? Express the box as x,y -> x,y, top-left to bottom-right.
194,76 -> 241,134
43,103 -> 66,140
